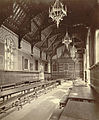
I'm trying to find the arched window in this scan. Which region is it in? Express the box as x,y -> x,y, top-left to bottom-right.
5,38 -> 15,70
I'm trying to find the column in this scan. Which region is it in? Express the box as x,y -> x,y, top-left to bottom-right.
48,60 -> 51,73
95,29 -> 99,63
83,49 -> 87,82
86,29 -> 90,83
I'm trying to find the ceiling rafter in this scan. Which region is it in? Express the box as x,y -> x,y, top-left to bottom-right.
51,41 -> 62,55
40,31 -> 52,49
0,0 -> 98,54
74,41 -> 84,45
46,33 -> 64,52
46,35 -> 58,51
23,11 -> 49,46
51,41 -> 61,57
16,0 -> 30,14
49,41 -> 62,58
40,24 -> 56,48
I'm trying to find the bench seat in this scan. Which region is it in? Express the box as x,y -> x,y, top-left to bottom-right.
49,108 -> 63,120
59,95 -> 68,108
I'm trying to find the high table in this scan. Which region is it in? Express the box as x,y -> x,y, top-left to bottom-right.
59,100 -> 99,120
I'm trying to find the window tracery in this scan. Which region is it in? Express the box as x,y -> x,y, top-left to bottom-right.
5,38 -> 15,70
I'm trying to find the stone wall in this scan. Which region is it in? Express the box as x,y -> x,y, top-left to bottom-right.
52,57 -> 83,79
0,43 -> 4,70
0,25 -> 51,85
0,25 -> 51,73
0,25 -> 19,71
0,70 -> 51,85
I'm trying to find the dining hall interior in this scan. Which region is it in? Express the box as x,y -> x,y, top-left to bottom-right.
0,0 -> 99,120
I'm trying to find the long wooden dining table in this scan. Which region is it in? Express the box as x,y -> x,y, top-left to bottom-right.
68,86 -> 97,101
59,99 -> 99,120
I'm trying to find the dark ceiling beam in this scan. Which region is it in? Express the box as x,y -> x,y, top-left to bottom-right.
32,19 -> 39,29
74,41 -> 85,45
47,40 -> 61,55
25,34 -> 32,42
41,24 -> 62,40
44,24 -> 87,51
46,35 -> 58,51
40,24 -> 55,50
16,0 -> 30,15
46,33 -> 64,53
72,35 -> 86,49
51,41 -> 62,57
41,30 -> 53,46
50,41 -> 70,58
3,17 -> 19,31
77,49 -> 84,54
53,41 -> 61,49
76,47 -> 83,50
72,35 -> 84,42
0,0 -> 13,25
13,2 -> 21,17
50,51 -> 57,58
40,28 -> 65,51
1,0 -> 97,53
7,17 -> 19,28
23,11 -> 48,45
31,11 -> 49,33
13,10 -> 24,24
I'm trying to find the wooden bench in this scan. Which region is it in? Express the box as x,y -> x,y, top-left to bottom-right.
59,95 -> 68,108
49,108 -> 63,120
0,81 -> 26,91
0,99 -> 15,114
0,83 -> 16,91
0,80 -> 41,92
0,88 -> 37,113
0,82 -> 42,102
0,81 -> 59,110
0,106 -> 9,114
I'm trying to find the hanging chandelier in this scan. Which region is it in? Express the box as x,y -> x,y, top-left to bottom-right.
49,0 -> 67,28
62,32 -> 72,49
